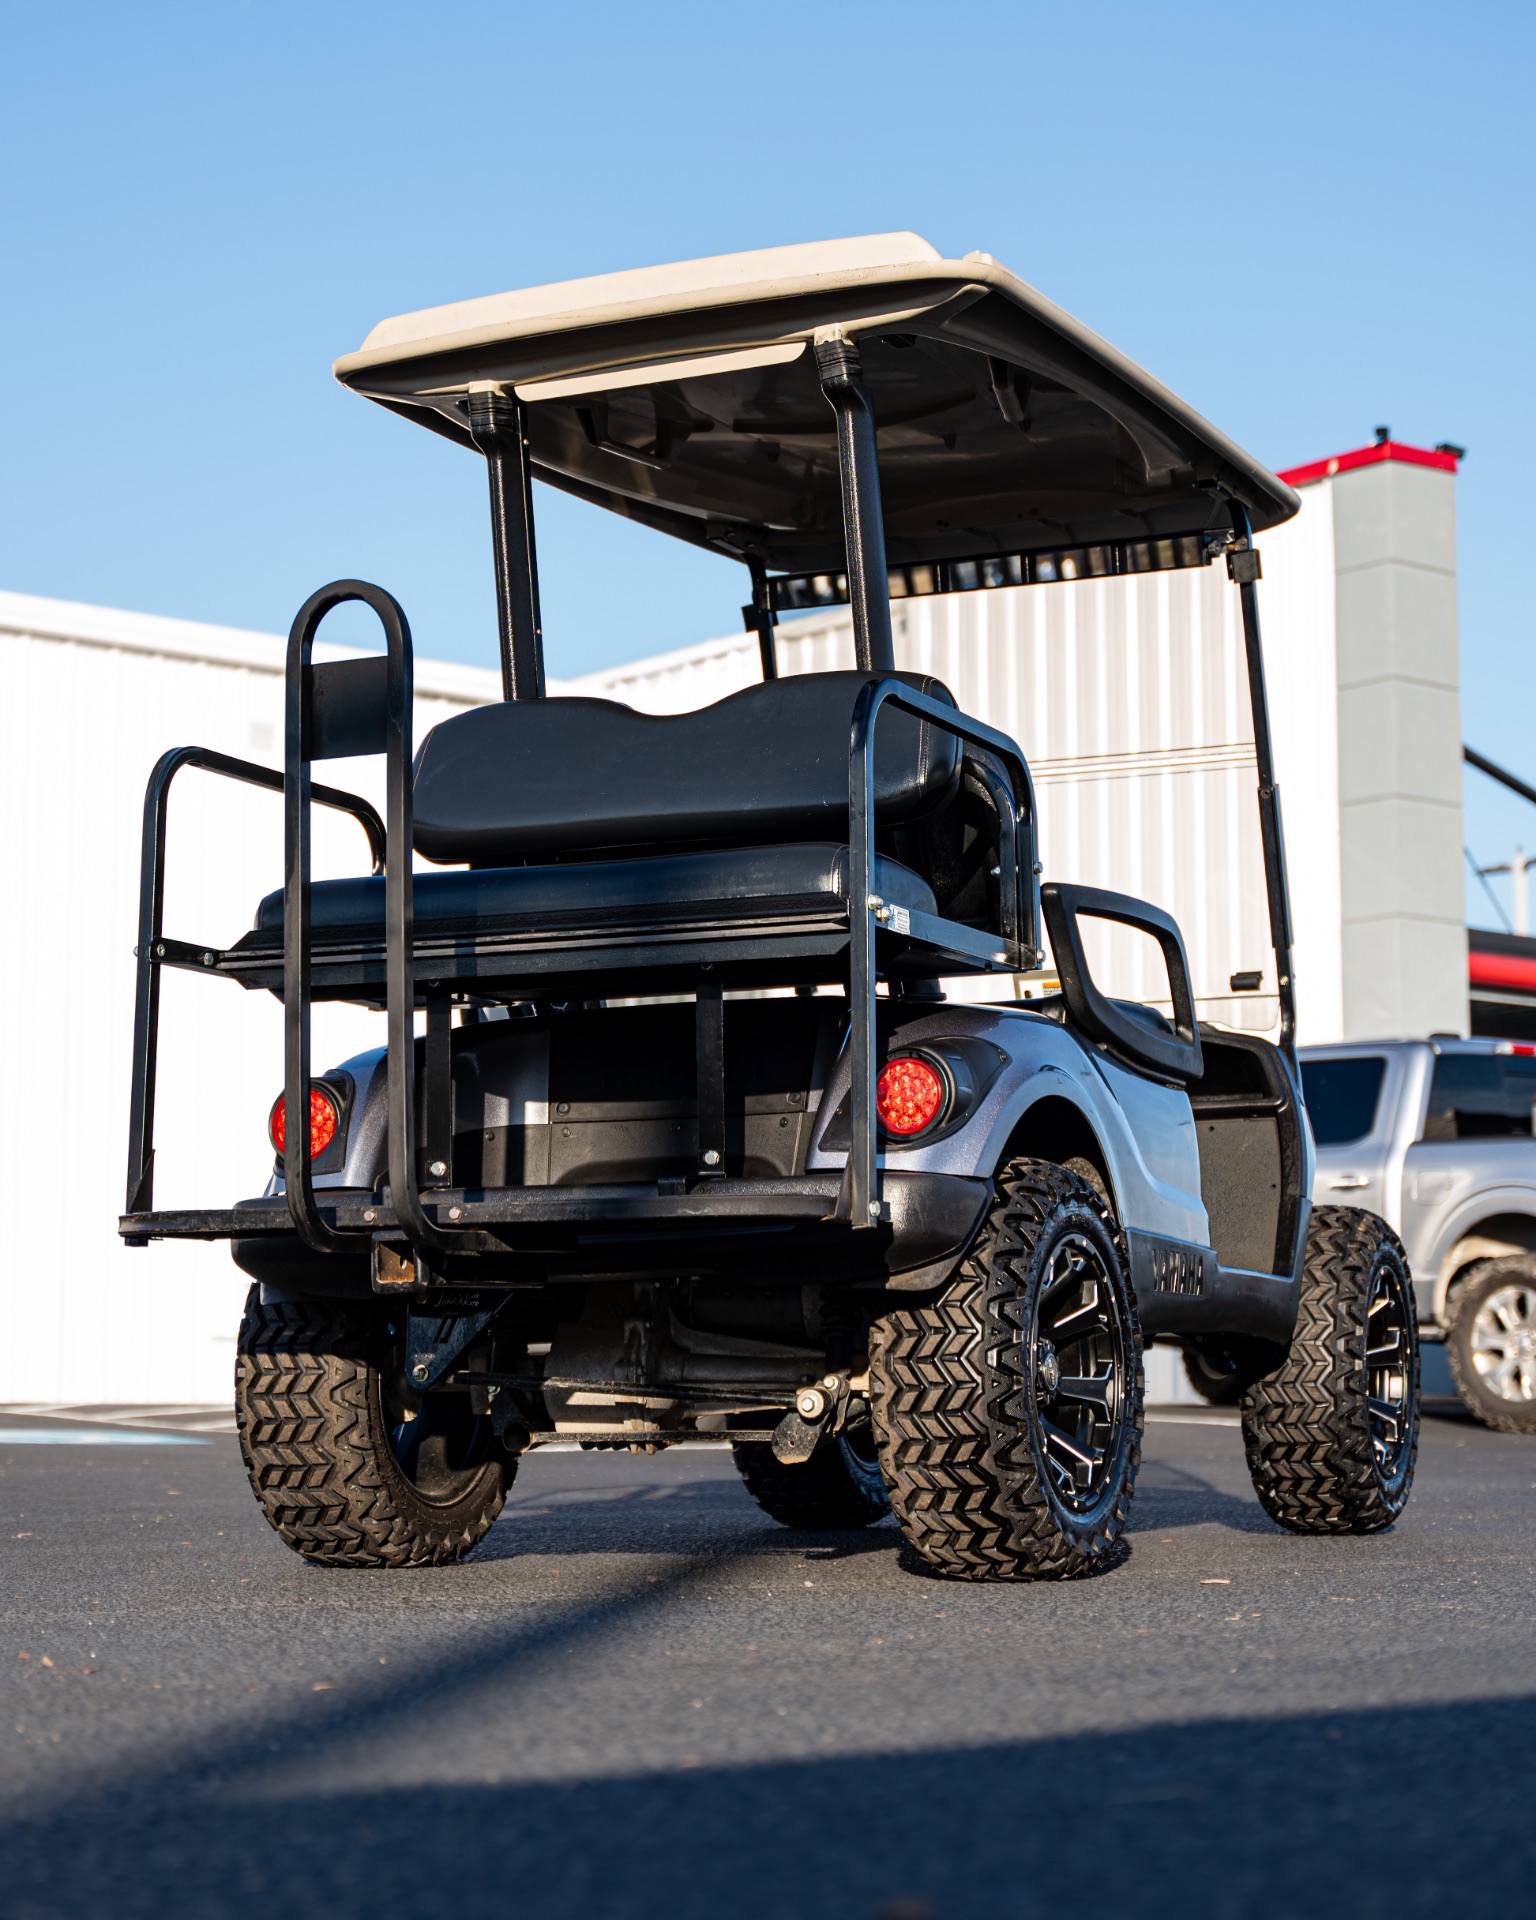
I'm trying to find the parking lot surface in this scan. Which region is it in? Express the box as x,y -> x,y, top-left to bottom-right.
3,1400 -> 1535,1920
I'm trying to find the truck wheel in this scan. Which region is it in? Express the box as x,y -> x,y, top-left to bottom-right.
731,1421 -> 890,1529
1240,1207 -> 1419,1533
868,1158 -> 1142,1581
1446,1258 -> 1536,1433
235,1287 -> 513,1568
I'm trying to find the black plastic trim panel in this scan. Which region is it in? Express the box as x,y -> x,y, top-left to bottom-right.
1129,1229 -> 1297,1343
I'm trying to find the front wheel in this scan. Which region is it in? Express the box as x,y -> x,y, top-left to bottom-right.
236,1288 -> 513,1568
868,1158 -> 1142,1581
1240,1207 -> 1419,1533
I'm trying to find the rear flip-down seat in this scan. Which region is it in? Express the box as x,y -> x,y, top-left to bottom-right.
221,669 -> 991,994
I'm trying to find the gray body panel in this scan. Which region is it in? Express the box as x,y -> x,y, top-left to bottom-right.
803,1003 -> 1209,1248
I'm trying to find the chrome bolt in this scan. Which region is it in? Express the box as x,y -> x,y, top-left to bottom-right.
868,1201 -> 881,1219
448,1206 -> 463,1221
797,1388 -> 827,1420
822,1374 -> 840,1391
363,1209 -> 376,1224
202,951 -> 215,967
428,1160 -> 447,1178
866,893 -> 884,911
411,1362 -> 430,1383
702,1149 -> 721,1166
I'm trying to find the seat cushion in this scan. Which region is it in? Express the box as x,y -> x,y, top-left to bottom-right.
410,670 -> 961,867
253,843 -> 936,934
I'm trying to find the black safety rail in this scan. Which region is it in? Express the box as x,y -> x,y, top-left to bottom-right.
123,744 -> 383,1228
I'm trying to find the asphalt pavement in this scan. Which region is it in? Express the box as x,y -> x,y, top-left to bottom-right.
3,1396 -> 1535,1920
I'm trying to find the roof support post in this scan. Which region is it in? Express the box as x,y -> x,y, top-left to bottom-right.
744,557 -> 779,680
1229,508 -> 1298,1063
815,332 -> 895,675
467,385 -> 546,701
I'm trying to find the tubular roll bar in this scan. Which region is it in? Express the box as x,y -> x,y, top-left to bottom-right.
281,581 -> 476,1267
844,678 -> 1039,1229
124,746 -> 383,1220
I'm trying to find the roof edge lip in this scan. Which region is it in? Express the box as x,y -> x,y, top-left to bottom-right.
1278,440 -> 1461,488
354,233 -> 944,357
332,260 -> 971,385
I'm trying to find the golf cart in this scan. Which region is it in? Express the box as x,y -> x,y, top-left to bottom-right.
120,233 -> 1419,1578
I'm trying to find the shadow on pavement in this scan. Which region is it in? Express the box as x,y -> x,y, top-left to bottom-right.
5,1682 -> 1530,1920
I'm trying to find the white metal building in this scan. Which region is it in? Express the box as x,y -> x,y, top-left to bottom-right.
0,438 -> 1463,1406
0,591 -> 499,1404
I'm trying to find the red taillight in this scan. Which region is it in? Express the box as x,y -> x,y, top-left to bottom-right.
269,1088 -> 339,1160
876,1056 -> 947,1136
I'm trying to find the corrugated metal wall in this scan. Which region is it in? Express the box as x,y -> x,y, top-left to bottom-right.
0,593 -> 498,1403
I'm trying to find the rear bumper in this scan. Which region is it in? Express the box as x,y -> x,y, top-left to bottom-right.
121,1171 -> 992,1294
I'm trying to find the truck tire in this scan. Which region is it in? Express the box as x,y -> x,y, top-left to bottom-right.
1239,1207 -> 1418,1533
235,1287 -> 512,1568
868,1157 -> 1142,1581
731,1422 -> 890,1529
1446,1257 -> 1536,1433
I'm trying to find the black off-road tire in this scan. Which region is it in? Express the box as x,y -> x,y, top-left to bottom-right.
235,1287 -> 513,1568
868,1158 -> 1142,1581
1240,1206 -> 1419,1533
1447,1257 -> 1536,1433
732,1423 -> 890,1529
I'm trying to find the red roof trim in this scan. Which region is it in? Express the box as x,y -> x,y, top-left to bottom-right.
1470,950 -> 1536,994
1277,440 -> 1460,488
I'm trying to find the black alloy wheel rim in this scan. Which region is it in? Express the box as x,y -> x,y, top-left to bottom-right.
386,1383 -> 494,1503
1364,1253 -> 1414,1484
1029,1230 -> 1128,1518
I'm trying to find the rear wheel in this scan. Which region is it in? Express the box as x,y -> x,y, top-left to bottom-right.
1182,1338 -> 1271,1407
868,1158 -> 1142,1581
1447,1258 -> 1536,1433
732,1421 -> 890,1529
1240,1207 -> 1418,1533
235,1288 -> 512,1568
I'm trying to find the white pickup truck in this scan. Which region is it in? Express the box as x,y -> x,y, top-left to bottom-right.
1279,1038 -> 1536,1431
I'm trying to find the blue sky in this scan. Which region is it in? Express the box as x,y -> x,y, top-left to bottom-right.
2,1 -> 1531,921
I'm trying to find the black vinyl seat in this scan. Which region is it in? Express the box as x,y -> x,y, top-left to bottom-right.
410,669 -> 961,865
225,668 -> 998,993
253,842 -> 936,937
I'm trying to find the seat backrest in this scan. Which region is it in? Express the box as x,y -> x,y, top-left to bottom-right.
412,670 -> 962,865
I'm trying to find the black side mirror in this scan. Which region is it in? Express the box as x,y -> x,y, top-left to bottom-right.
1040,882 -> 1204,1084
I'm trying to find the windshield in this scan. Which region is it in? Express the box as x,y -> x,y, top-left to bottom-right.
1300,1057 -> 1386,1147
